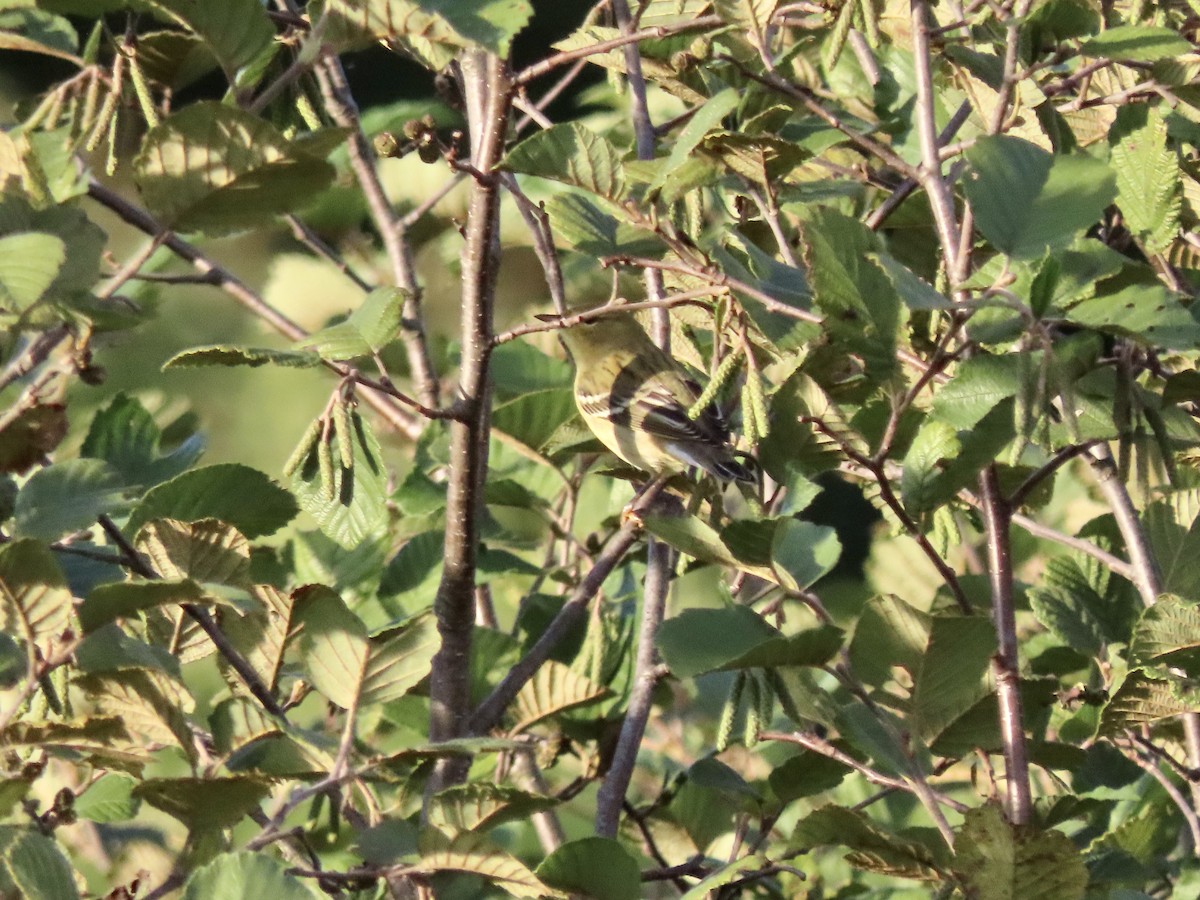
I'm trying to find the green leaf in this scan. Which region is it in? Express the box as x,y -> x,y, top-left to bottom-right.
932,355 -> 1023,428
536,837 -> 641,900
294,585 -> 368,710
797,208 -> 900,379
129,463 -> 299,540
873,253 -> 953,311
0,539 -> 72,653
418,829 -> 551,898
428,783 -> 556,836
142,0 -> 274,77
135,518 -> 251,586
0,196 -> 104,304
656,606 -> 779,678
932,679 -> 1059,757
137,776 -> 273,830
73,774 -> 139,824
298,287 -> 407,360
78,579 -> 208,634
379,530 -> 445,597
900,420 -> 960,516
648,88 -> 739,195
1129,595 -> 1200,674
848,594 -> 931,688
953,804 -> 1087,900
492,389 -> 578,459
163,345 -> 322,370
544,193 -> 661,258
181,851 -> 318,900
0,403 -> 68,475
1111,109 -> 1181,255
417,0 -> 533,56
360,614 -> 440,706
1144,501 -> 1200,600
290,411 -> 388,549
768,752 -> 847,802
770,519 -> 841,591
0,8 -> 79,63
135,102 -> 336,234
4,830 -> 79,900
75,669 -> 196,761
12,459 -> 125,540
793,805 -> 946,880
505,123 -> 626,200
911,616 -> 995,742
0,233 -> 65,312
511,660 -> 608,730
1098,668 -> 1198,737
1080,25 -> 1192,62
81,393 -> 204,489
965,136 -> 1116,258
1028,586 -> 1107,658
1064,284 -> 1200,351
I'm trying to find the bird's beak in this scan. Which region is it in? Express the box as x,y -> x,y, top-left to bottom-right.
534,313 -> 564,324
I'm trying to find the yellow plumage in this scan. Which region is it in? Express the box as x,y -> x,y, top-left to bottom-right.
556,314 -> 752,482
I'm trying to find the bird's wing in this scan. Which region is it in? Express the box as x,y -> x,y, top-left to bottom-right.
577,352 -> 728,445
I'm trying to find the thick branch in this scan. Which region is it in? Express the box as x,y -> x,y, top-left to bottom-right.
978,469 -> 1032,824
427,52 -> 512,787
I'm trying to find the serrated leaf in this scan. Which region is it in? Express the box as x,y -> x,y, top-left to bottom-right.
1129,594 -> 1200,674
849,594 -> 931,688
544,193 -> 662,257
322,0 -> 531,60
75,669 -> 196,761
771,519 -> 841,591
1028,586 -> 1107,657
1080,25 -> 1191,63
491,389 -> 578,460
137,777 -> 273,831
510,660 -> 607,731
428,784 -> 556,836
418,829 -> 554,899
5,829 -> 79,900
1098,668 -> 1198,737
379,530 -> 445,597
181,851 -> 317,900
1064,283 -> 1200,351
0,718 -> 146,767
129,463 -> 298,540
223,584 -> 296,694
142,0 -> 274,77
73,773 -> 139,824
966,137 -> 1116,258
0,232 -> 65,312
678,854 -> 774,900
657,606 -> 780,678
78,579 -> 209,633
291,412 -> 387,549
81,393 -> 204,489
931,355 -> 1023,428
163,345 -> 322,370
360,613 -> 440,706
135,102 -> 336,234
1111,110 -> 1181,255
298,287 -> 407,360
135,518 -> 251,586
911,616 -> 995,742
901,419 -> 960,516
294,585 -> 368,710
793,805 -> 946,880
505,123 -> 626,200
537,837 -> 640,900
0,539 -> 72,653
648,88 -> 739,195
953,804 -> 1086,900
12,458 -> 125,540
1144,501 -> 1200,600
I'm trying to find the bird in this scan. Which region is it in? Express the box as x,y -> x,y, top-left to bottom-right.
554,312 -> 754,483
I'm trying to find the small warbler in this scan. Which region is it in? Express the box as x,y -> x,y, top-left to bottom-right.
555,313 -> 753,482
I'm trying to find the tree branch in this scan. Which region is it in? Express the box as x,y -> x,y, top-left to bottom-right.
427,50 -> 512,791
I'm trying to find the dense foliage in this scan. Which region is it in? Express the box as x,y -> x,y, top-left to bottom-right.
1,0 -> 1199,897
